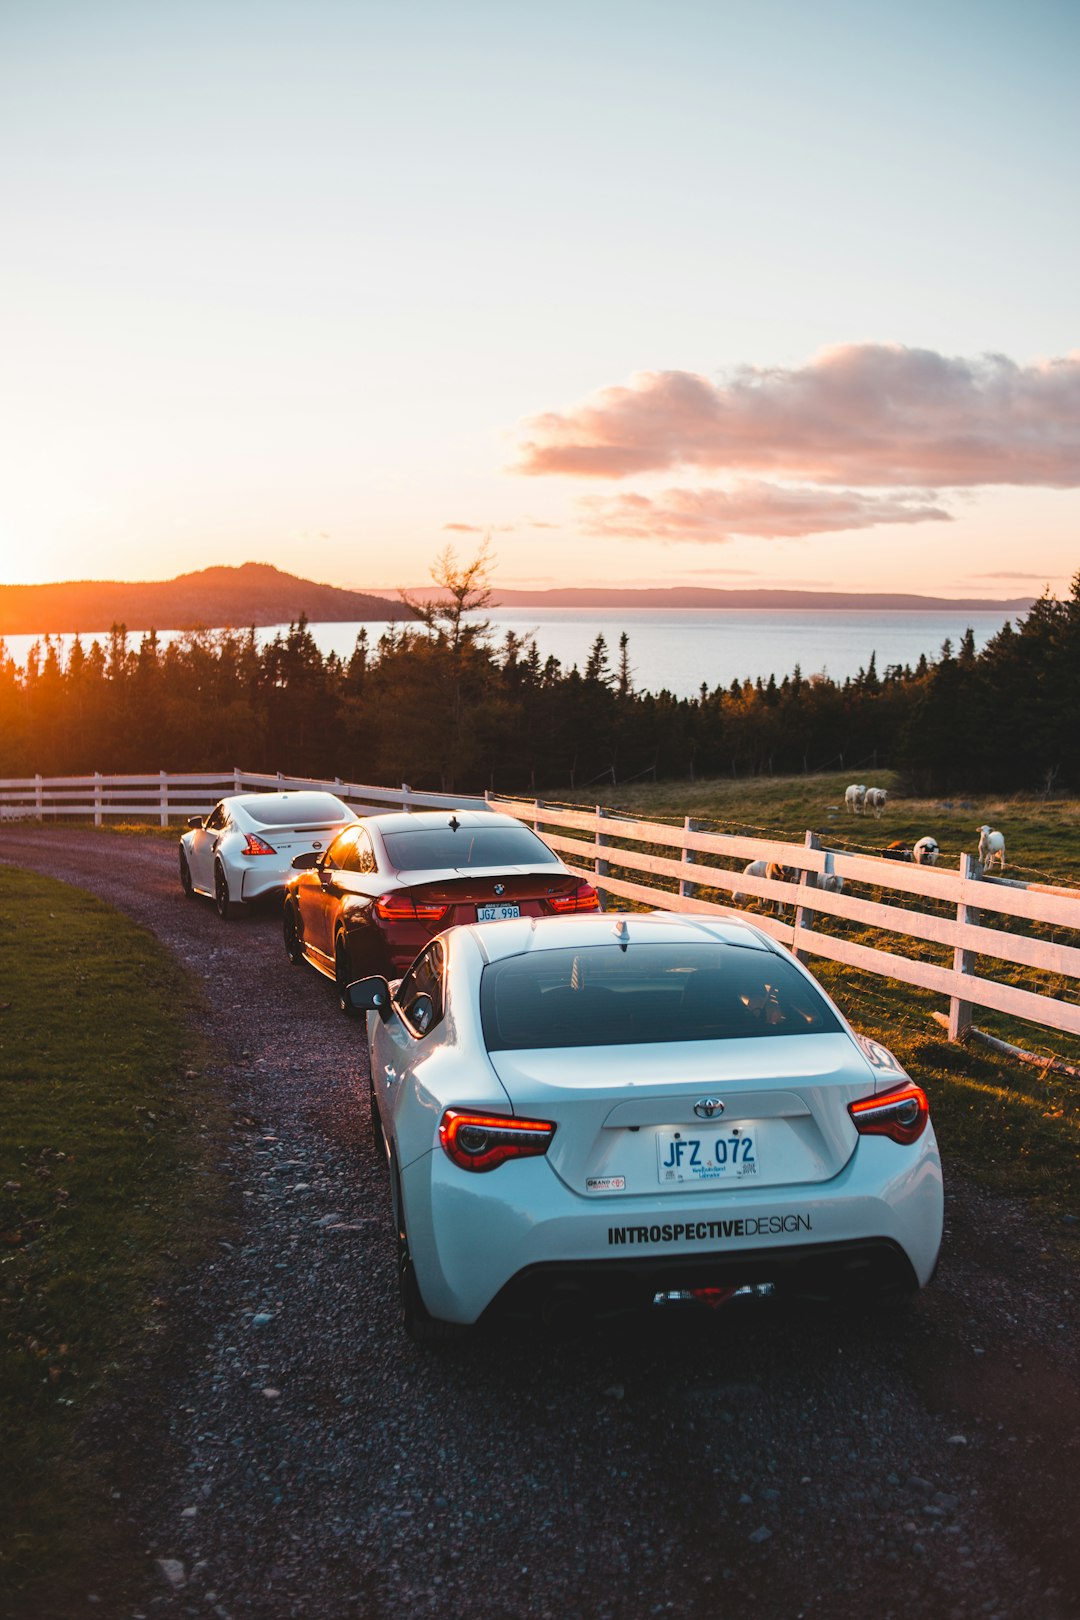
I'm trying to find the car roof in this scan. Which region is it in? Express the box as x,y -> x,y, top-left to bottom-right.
226,791 -> 354,820
460,910 -> 775,964
361,809 -> 528,836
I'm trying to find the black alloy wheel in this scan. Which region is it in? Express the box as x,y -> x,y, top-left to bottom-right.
283,902 -> 304,965
335,936 -> 360,1017
179,850 -> 194,898
214,862 -> 240,920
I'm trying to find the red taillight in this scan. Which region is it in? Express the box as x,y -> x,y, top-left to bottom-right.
243,833 -> 277,856
548,882 -> 601,914
849,1080 -> 930,1146
374,893 -> 449,922
439,1109 -> 556,1172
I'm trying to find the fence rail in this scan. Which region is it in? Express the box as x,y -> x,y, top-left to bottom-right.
2,771 -> 1078,1046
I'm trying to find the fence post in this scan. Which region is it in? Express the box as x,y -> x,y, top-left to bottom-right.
35,773 -> 44,822
159,769 -> 169,828
680,817 -> 701,904
948,851 -> 979,1041
93,772 -> 103,827
234,767 -> 243,793
594,805 -> 610,890
401,781 -> 412,813
533,799 -> 542,833
793,830 -> 821,964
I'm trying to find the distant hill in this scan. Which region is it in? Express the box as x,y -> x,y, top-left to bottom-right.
0,563 -> 415,635
404,584 -> 1036,612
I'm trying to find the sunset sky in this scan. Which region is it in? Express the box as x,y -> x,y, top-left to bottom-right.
1,0 -> 1077,598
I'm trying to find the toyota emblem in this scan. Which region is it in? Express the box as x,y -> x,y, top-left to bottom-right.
694,1097 -> 725,1119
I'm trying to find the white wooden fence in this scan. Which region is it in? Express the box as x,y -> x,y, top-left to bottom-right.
488,796 -> 1080,1048
2,771 -> 1078,1047
0,769 -> 487,825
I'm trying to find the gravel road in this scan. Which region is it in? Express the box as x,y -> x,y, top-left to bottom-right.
4,826 -> 1080,1620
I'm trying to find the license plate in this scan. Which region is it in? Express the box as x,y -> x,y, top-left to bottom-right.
477,903 -> 521,922
655,1127 -> 759,1182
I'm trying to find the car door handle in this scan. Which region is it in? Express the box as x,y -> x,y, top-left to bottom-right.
384,1065 -> 398,1084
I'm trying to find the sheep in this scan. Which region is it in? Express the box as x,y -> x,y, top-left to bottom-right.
912,836 -> 940,866
844,784 -> 866,814
733,859 -> 794,908
863,786 -> 888,818
806,870 -> 844,894
978,825 -> 1006,872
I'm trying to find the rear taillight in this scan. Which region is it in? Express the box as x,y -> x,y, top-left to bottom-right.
243,833 -> 277,856
375,893 -> 449,922
439,1109 -> 556,1172
548,882 -> 601,914
849,1080 -> 930,1146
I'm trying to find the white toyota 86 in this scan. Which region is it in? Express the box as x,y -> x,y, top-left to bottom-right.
351,912 -> 944,1341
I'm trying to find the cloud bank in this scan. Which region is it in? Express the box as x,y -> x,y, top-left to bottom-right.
580,481 -> 951,542
517,346 -> 1080,488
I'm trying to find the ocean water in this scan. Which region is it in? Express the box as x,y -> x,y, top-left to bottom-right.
4,606 -> 1022,701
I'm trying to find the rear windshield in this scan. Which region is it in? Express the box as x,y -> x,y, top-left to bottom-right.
247,793 -> 352,828
480,942 -> 841,1050
381,824 -> 560,872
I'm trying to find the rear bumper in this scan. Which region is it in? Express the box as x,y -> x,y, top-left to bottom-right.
401,1129 -> 943,1324
490,1237 -> 919,1319
238,864 -> 291,904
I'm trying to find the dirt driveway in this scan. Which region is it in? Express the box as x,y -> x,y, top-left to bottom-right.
4,825 -> 1079,1620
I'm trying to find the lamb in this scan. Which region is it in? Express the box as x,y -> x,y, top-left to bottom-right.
844,784 -> 866,814
733,859 -> 794,907
863,786 -> 888,818
806,870 -> 844,894
912,836 -> 940,866
978,825 -> 1006,872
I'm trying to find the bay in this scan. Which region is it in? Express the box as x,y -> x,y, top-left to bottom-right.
4,606 -> 1022,701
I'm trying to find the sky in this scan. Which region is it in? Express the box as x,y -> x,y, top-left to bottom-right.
1,0 -> 1077,598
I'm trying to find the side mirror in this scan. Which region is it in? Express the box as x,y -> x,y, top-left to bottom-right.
347,975 -> 392,1018
291,851 -> 320,870
186,814 -> 206,829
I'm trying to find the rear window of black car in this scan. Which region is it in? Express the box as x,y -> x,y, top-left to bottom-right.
480,942 -> 841,1050
381,825 -> 560,872
247,793 -> 351,828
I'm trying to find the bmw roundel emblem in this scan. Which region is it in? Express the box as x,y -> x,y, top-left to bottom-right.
694,1097 -> 725,1119
494,883 -> 505,895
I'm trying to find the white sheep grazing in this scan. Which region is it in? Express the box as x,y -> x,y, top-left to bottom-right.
807,870 -> 844,894
978,825 -> 1006,871
733,859 -> 793,907
845,784 -> 866,814
912,836 -> 940,866
863,786 -> 888,818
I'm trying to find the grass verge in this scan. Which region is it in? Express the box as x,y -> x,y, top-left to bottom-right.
0,867 -> 227,1612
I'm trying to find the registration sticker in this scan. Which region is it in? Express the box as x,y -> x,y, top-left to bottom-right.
586,1175 -> 626,1193
477,903 -> 521,922
656,1127 -> 758,1183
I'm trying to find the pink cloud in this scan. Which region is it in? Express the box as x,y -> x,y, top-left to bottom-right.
517,346 -> 1080,487
579,481 -> 951,542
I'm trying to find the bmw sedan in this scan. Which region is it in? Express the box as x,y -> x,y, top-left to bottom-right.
180,791 -> 357,918
283,809 -> 599,1008
350,911 -> 944,1341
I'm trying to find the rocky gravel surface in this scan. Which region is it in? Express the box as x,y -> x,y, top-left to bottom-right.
3,825 -> 1080,1620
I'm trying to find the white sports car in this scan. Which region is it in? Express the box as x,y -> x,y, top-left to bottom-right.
179,791 -> 357,917
352,911 -> 944,1341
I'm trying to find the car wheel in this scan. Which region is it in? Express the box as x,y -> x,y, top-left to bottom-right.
179,850 -> 194,898
335,935 -> 361,1016
392,1158 -> 463,1346
214,862 -> 241,920
283,901 -> 304,965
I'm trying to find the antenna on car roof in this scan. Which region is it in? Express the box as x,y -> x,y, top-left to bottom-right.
612,918 -> 630,950
448,815 -> 460,831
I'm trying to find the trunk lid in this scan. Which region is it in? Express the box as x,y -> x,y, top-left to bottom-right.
487,1035 -> 867,1196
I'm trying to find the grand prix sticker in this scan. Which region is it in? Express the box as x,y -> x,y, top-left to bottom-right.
586,1176 -> 626,1192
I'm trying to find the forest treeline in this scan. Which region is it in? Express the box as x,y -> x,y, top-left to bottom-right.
1,568 -> 1077,797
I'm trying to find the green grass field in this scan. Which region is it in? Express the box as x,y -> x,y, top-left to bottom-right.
0,868 -> 227,1611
